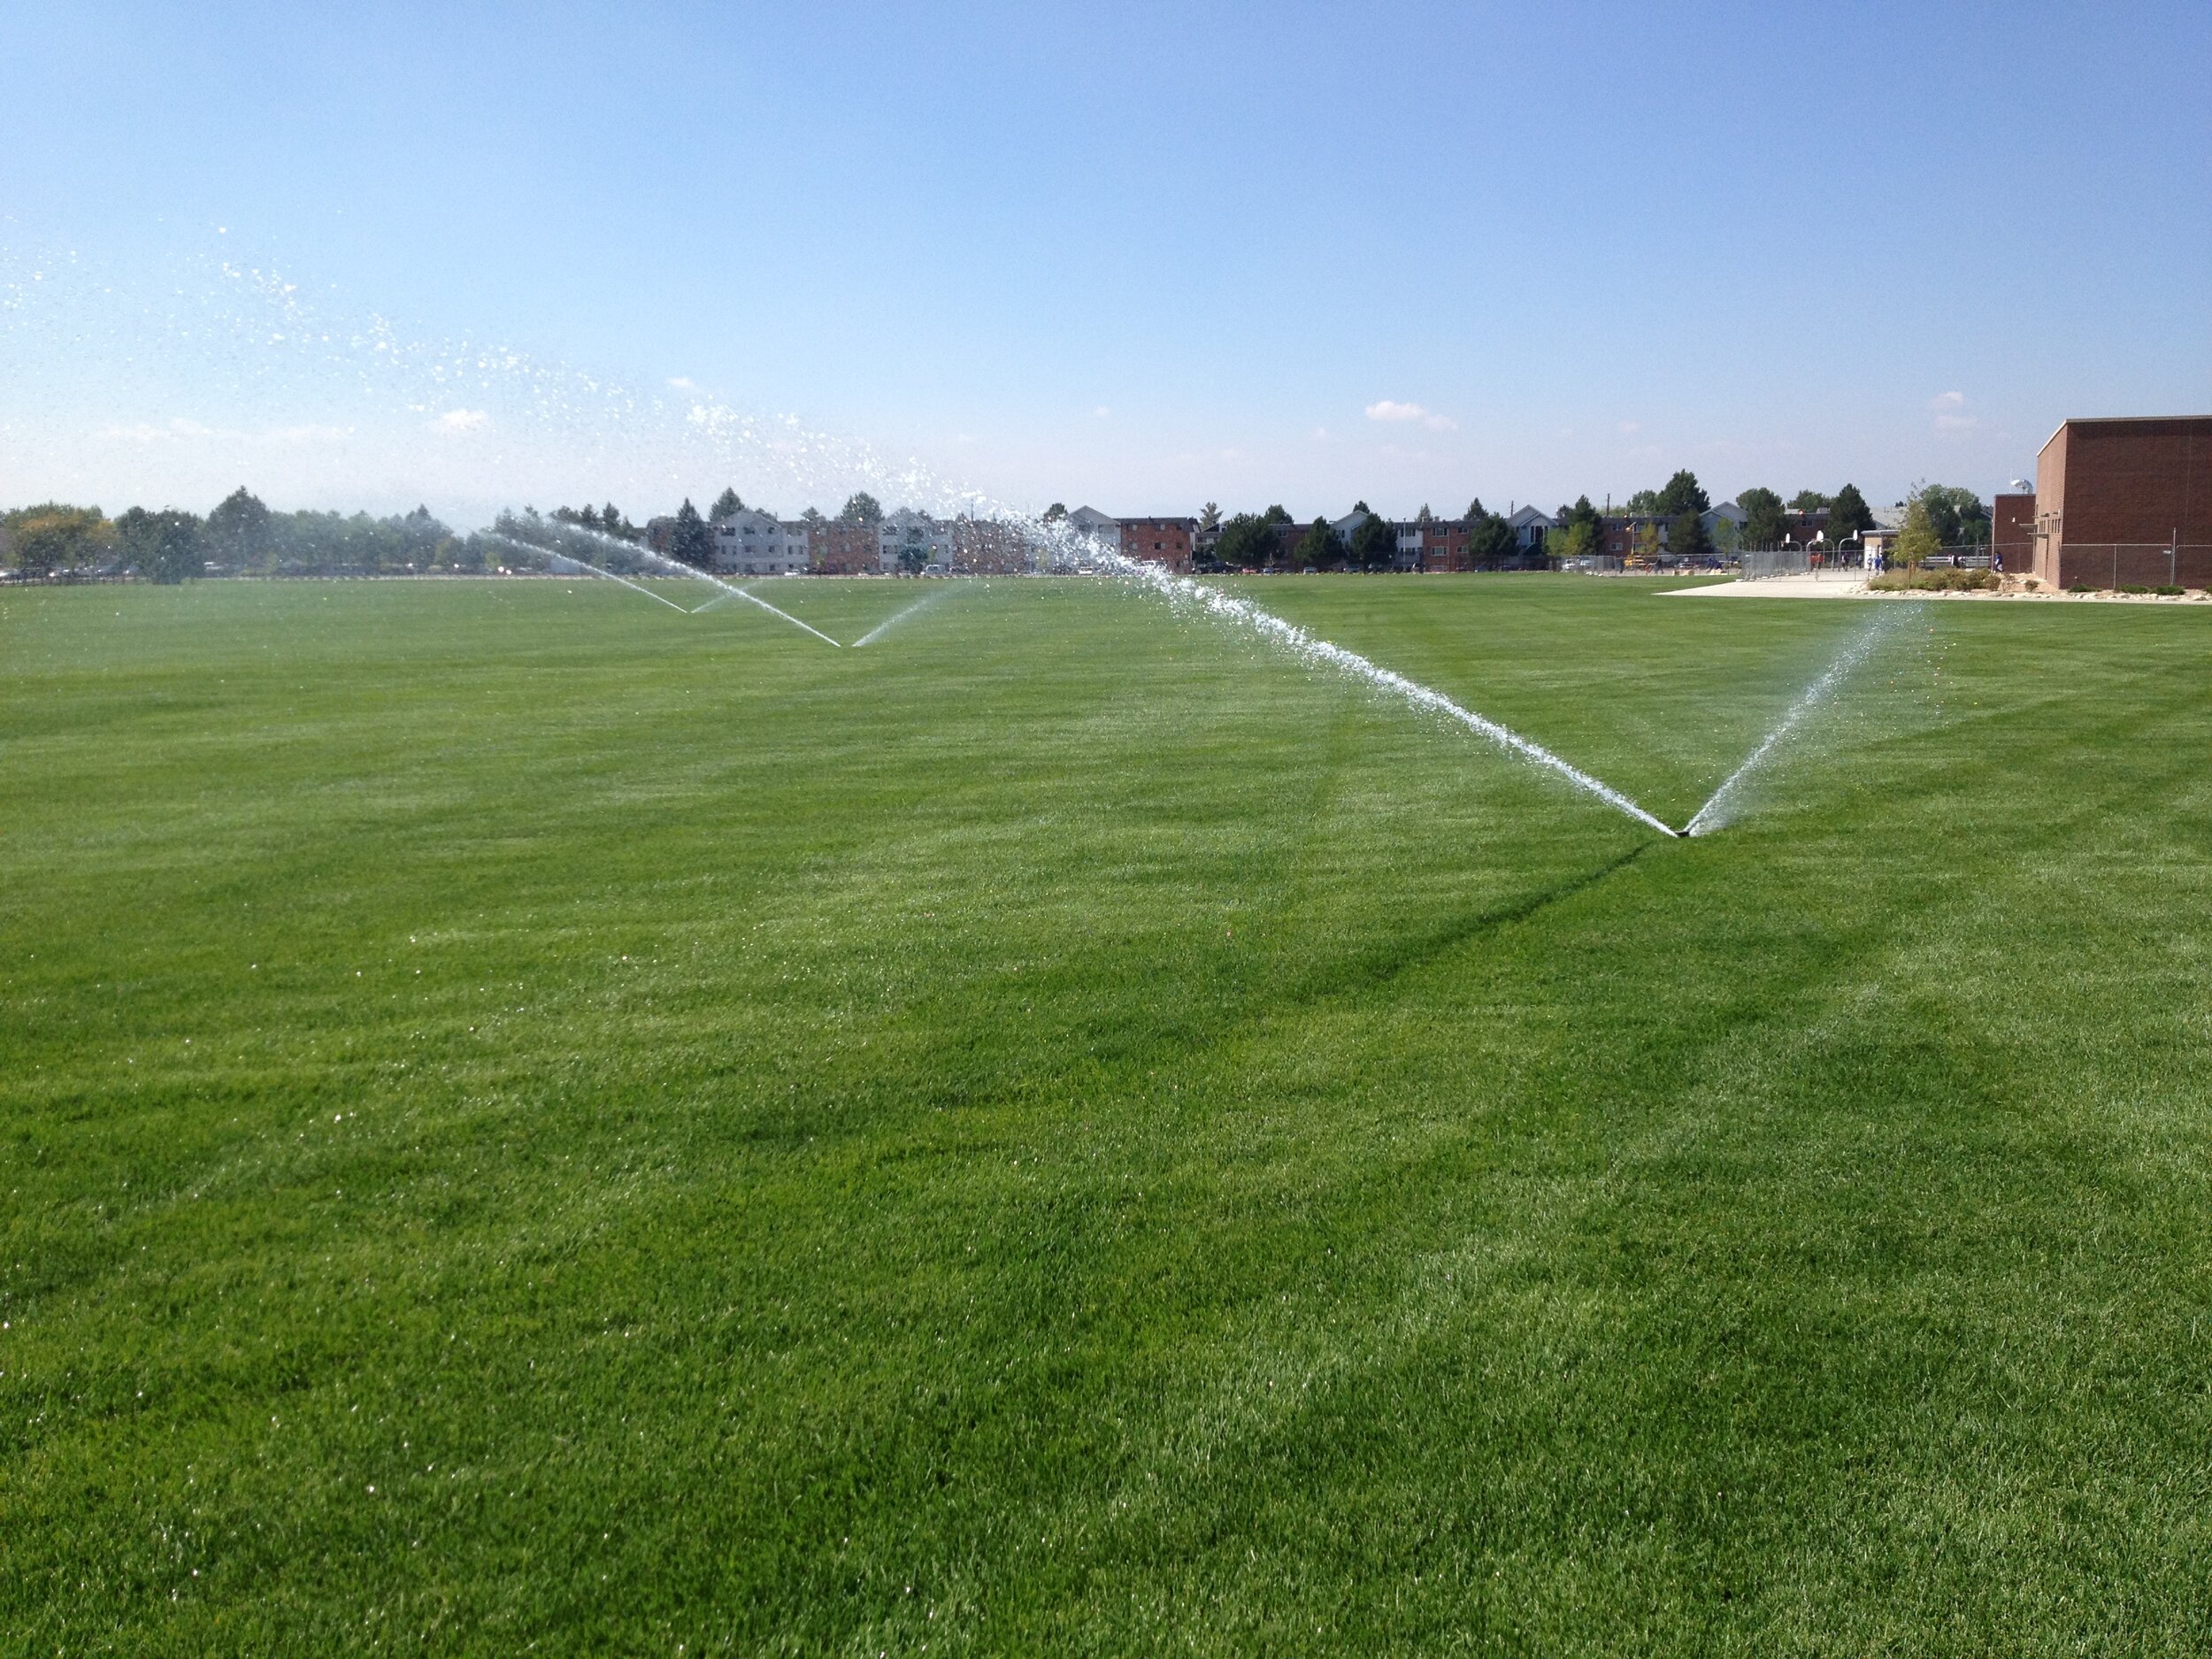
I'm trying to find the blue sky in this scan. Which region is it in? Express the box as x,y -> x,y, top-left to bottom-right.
3,0 -> 2206,521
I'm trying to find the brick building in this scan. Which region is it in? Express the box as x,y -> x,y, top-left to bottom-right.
1991,491 -> 2036,577
1399,517 -> 1472,570
805,518 -> 880,574
953,517 -> 1036,574
1118,517 -> 1197,572
2031,417 -> 2212,589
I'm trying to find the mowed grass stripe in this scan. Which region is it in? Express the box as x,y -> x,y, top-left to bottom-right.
3,578 -> 2210,1652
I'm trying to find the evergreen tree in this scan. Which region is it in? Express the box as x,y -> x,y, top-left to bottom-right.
1829,483 -> 1875,544
670,498 -> 714,568
119,508 -> 205,584
1296,516 -> 1347,570
1655,470 -> 1709,518
710,488 -> 742,521
1464,497 -> 1486,521
1262,504 -> 1292,526
1213,512 -> 1277,570
206,487 -> 273,571
1564,495 -> 1604,548
1788,489 -> 1833,512
1738,488 -> 1788,549
841,492 -> 884,524
1466,511 -> 1515,569
1670,509 -> 1711,563
1351,512 -> 1397,572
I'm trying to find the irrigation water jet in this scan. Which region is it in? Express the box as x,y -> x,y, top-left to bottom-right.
1082,549 -> 1682,838
1682,604 -> 1909,837
495,518 -> 843,647
504,541 -> 694,611
853,585 -> 958,647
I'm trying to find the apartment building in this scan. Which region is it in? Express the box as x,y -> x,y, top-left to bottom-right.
878,509 -> 955,573
710,509 -> 809,575
1118,517 -> 1197,572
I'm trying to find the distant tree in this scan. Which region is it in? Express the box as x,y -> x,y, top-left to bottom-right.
841,492 -> 884,524
5,503 -> 113,574
1708,513 -> 1741,555
1563,495 -> 1604,548
1466,511 -> 1516,569
898,545 -> 927,574
1548,520 -> 1599,565
1351,511 -> 1398,572
1043,502 -> 1068,523
1213,512 -> 1278,570
1655,470 -> 1709,518
1670,509 -> 1712,563
1262,503 -> 1293,526
600,503 -> 638,541
119,507 -> 205,583
1625,488 -> 1662,515
1464,497 -> 1486,521
1894,495 -> 1940,573
1296,516 -> 1347,570
205,487 -> 273,570
1829,483 -> 1875,545
670,498 -> 714,568
1738,487 -> 1788,550
1631,520 -> 1663,565
1788,489 -> 1833,512
710,488 -> 743,521
1198,502 -> 1221,532
1916,484 -> 1988,548
800,505 -> 826,524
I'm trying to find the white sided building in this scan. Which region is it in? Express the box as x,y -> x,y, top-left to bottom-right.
878,509 -> 955,573
711,510 -> 809,575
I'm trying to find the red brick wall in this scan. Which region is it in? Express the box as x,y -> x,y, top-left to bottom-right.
2039,418 -> 2212,588
808,521 -> 879,574
1117,518 -> 1194,572
1992,493 -> 2035,576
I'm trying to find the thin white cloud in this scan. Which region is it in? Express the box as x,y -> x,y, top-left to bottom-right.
96,417 -> 348,446
1931,389 -> 1965,407
1366,399 -> 1456,432
666,376 -> 698,390
433,408 -> 489,433
1092,405 -> 1110,419
1617,419 -> 1642,434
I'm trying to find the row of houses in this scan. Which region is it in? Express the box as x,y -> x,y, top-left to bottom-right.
643,507 -> 1034,576
641,495 -> 1970,579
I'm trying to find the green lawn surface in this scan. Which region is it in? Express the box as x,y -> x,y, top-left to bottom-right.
4,573 -> 2210,1653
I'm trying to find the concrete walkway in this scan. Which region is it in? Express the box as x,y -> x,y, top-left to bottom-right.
1663,572 -> 1871,598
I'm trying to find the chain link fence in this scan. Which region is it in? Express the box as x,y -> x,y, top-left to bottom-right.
2051,543 -> 2212,592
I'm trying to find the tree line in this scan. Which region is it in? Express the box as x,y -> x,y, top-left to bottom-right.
0,488 -> 466,580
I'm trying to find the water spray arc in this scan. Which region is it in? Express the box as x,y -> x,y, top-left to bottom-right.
498,541 -> 693,611
853,586 -> 957,648
1074,544 -> 1682,838
1682,605 -> 1907,837
492,518 -> 842,647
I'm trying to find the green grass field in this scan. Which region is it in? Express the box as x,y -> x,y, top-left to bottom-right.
6,573 -> 2211,1653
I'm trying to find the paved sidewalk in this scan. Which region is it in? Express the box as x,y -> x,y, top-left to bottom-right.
1663,572 -> 1871,599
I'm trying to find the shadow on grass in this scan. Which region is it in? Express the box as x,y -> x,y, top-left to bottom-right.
1297,839 -> 1655,1009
